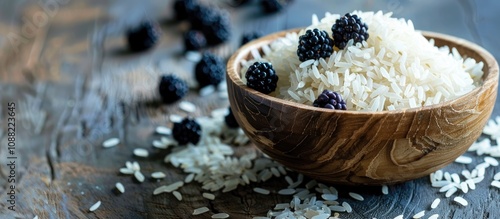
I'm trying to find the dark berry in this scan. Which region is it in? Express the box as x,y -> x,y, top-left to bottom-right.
127,20 -> 161,52
184,30 -> 207,51
173,0 -> 198,21
195,53 -> 225,88
245,62 -> 278,94
188,5 -> 231,45
261,0 -> 292,13
230,0 -> 252,7
313,90 -> 347,110
297,28 -> 334,62
158,75 -> 189,104
173,118 -> 202,145
241,31 -> 263,45
331,13 -> 369,49
225,107 -> 239,128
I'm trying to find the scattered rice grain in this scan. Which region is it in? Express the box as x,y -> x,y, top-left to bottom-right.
89,201 -> 101,212
102,138 -> 119,148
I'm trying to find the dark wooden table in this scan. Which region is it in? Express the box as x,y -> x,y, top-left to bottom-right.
1,0 -> 499,218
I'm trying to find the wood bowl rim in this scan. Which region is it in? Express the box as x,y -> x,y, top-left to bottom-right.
226,28 -> 499,115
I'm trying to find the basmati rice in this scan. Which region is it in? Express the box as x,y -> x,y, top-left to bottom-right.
240,11 -> 482,111
133,148 -> 149,157
430,198 -> 440,209
348,192 -> 364,201
102,138 -> 120,148
412,210 -> 425,218
193,207 -> 210,215
115,182 -> 125,193
453,197 -> 468,206
89,201 -> 101,212
212,213 -> 230,218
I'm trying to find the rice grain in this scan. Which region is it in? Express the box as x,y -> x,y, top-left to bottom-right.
193,207 -> 210,215
115,182 -> 125,193
89,201 -> 101,212
102,138 -> 120,148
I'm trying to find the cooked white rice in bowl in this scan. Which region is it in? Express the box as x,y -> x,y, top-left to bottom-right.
240,11 -> 484,111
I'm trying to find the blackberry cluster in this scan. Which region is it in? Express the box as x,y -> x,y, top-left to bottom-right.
241,31 -> 263,45
245,62 -> 278,94
184,30 -> 206,51
331,13 -> 369,49
187,4 -> 231,45
261,0 -> 292,13
224,107 -> 239,128
195,53 -> 225,88
173,118 -> 202,145
313,90 -> 347,110
297,28 -> 334,62
158,75 -> 189,104
127,20 -> 161,52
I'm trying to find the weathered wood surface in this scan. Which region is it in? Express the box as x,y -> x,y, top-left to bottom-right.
0,0 -> 499,218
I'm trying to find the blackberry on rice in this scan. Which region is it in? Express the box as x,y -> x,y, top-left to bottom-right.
297,28 -> 334,62
331,13 -> 369,49
245,62 -> 278,94
313,90 -> 347,110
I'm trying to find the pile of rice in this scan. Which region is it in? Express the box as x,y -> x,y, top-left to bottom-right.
240,11 -> 484,111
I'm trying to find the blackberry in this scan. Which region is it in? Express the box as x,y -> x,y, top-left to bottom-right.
245,62 -> 278,94
195,53 -> 225,88
172,118 -> 202,145
173,0 -> 198,21
184,30 -> 206,51
296,28 -> 334,62
261,0 -> 292,13
158,75 -> 189,104
224,107 -> 239,128
126,20 -> 161,52
241,31 -> 263,45
230,0 -> 252,7
313,90 -> 347,110
188,5 -> 231,45
331,13 -> 369,49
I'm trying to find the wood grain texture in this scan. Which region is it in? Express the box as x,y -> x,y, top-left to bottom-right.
226,30 -> 499,185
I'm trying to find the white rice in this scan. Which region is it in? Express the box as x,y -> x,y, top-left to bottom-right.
89,201 -> 101,212
102,138 -> 120,148
491,180 -> 500,189
254,187 -> 271,195
428,214 -> 439,219
133,148 -> 149,157
412,210 -> 425,218
203,192 -> 216,200
115,182 -> 125,193
240,11 -> 483,111
342,202 -> 352,213
394,215 -> 403,219
151,172 -> 166,179
278,188 -> 296,195
212,213 -> 230,218
431,198 -> 440,209
155,126 -> 172,135
455,156 -> 473,164
179,101 -> 197,113
173,191 -> 183,201
134,171 -> 145,183
348,192 -> 364,201
453,197 -> 468,206
494,172 -> 500,181
193,207 -> 210,215
381,185 -> 389,195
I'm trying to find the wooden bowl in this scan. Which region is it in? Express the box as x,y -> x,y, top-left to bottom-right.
226,29 -> 499,185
